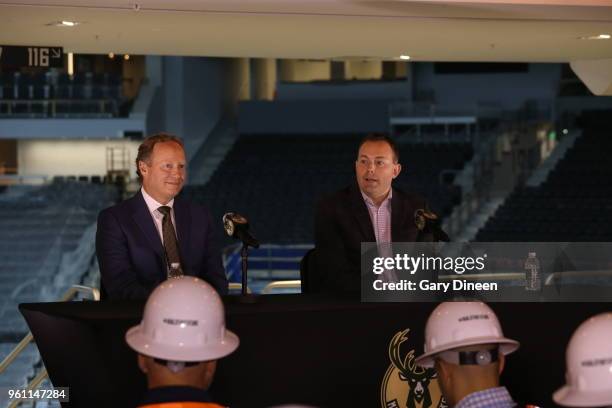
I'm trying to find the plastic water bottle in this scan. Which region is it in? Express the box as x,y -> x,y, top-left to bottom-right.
524,252 -> 541,291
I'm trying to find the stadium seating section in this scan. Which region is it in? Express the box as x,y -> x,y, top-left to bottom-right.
476,111 -> 612,241
0,181 -> 119,339
0,71 -> 123,118
183,134 -> 473,244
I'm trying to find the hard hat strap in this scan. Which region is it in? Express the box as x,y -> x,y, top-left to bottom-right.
154,358 -> 201,373
437,346 -> 499,366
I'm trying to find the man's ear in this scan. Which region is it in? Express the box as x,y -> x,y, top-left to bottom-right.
435,359 -> 449,381
138,160 -> 148,177
393,163 -> 402,178
498,352 -> 505,375
137,354 -> 148,374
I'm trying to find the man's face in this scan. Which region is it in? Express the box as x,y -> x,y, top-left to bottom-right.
355,140 -> 401,202
139,141 -> 186,204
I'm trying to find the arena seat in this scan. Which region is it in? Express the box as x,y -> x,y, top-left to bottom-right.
183,134 -> 472,245
476,111 -> 612,242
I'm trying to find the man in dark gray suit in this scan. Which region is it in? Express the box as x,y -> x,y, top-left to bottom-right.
313,134 -> 427,294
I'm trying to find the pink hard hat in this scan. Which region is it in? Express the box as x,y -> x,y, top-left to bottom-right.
554,313 -> 612,407
415,301 -> 519,368
126,276 -> 239,362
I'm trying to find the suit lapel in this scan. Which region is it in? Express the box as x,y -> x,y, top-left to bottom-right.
348,184 -> 376,242
130,191 -> 165,261
392,189 -> 420,241
173,196 -> 191,266
391,188 -> 405,242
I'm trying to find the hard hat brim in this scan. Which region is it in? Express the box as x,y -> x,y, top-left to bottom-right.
553,385 -> 612,407
415,336 -> 520,368
125,325 -> 240,362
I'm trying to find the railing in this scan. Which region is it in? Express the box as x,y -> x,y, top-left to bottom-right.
261,280 -> 302,294
442,131 -> 498,238
439,272 -> 524,282
0,174 -> 49,186
228,282 -> 252,294
0,99 -> 118,118
223,243 -> 312,283
0,285 -> 99,408
544,270 -> 612,286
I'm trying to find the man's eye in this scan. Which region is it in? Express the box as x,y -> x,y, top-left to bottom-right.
376,160 -> 384,166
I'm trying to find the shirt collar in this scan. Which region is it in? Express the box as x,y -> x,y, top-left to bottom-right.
361,188 -> 393,209
139,385 -> 213,405
141,187 -> 174,215
455,386 -> 516,408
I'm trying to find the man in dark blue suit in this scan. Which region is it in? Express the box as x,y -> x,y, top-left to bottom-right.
96,133 -> 228,300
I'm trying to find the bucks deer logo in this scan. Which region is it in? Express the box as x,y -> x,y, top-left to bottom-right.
381,329 -> 447,408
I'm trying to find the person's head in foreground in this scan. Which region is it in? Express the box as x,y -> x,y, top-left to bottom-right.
415,301 -> 520,408
553,312 -> 612,408
125,276 -> 239,406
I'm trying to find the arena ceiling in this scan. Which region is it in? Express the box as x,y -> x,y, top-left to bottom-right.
0,0 -> 612,61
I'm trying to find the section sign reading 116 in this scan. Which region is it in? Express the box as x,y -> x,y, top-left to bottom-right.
0,45 -> 64,68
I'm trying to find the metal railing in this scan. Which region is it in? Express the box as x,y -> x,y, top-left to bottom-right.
228,282 -> 252,294
544,270 -> 612,286
0,174 -> 49,186
0,285 -> 99,408
222,243 -> 311,282
0,98 -> 118,118
261,280 -> 302,294
439,272 -> 525,282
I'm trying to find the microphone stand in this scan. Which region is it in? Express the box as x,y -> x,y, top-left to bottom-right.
222,212 -> 259,301
241,243 -> 249,297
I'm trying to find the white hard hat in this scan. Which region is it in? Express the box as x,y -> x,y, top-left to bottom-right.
415,301 -> 519,368
553,312 -> 612,407
125,277 -> 239,362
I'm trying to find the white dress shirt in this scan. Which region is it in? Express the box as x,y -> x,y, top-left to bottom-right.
141,187 -> 178,244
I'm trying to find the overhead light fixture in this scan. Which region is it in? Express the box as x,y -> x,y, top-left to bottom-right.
399,55 -> 411,60
47,20 -> 80,27
67,52 -> 74,76
124,54 -> 130,61
108,52 -> 115,59
579,34 -> 610,40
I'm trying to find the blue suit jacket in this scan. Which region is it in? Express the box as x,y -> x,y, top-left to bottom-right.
96,191 -> 228,300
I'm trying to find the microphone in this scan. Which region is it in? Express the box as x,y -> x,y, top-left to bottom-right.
223,212 -> 260,248
415,208 -> 450,242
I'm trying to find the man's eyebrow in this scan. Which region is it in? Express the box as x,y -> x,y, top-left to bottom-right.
358,154 -> 390,159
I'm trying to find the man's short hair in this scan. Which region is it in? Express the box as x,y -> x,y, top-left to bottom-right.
135,133 -> 184,182
357,133 -> 400,163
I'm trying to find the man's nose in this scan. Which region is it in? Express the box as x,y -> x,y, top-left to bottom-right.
170,166 -> 184,177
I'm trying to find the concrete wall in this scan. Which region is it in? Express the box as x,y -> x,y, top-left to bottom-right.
413,63 -> 562,110
276,81 -> 410,100
344,60 -> 382,80
251,58 -> 277,100
279,60 -> 331,82
238,100 -> 390,134
17,139 -> 140,178
0,118 -> 145,139
162,57 -> 231,161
